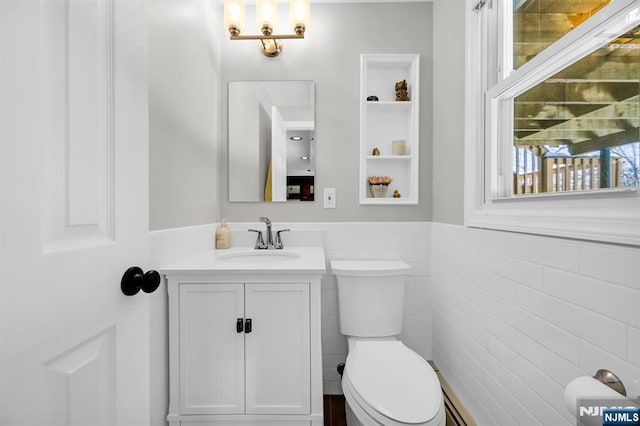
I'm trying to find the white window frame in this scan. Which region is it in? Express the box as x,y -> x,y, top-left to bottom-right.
465,0 -> 640,246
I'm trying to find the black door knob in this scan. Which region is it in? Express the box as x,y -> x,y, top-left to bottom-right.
121,267 -> 161,296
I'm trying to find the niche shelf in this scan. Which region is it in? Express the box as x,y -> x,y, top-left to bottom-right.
359,54 -> 420,205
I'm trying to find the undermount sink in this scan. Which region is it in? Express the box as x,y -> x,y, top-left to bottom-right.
216,250 -> 301,263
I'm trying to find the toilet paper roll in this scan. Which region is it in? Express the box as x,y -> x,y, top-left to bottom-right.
564,370 -> 640,426
564,376 -> 624,415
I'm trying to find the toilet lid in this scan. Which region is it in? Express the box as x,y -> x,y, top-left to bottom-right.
345,340 -> 441,424
330,260 -> 411,277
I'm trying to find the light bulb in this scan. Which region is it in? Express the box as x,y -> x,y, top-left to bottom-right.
289,0 -> 310,35
257,0 -> 277,36
224,0 -> 245,36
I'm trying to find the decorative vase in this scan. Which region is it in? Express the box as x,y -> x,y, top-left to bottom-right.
392,139 -> 407,155
369,184 -> 389,198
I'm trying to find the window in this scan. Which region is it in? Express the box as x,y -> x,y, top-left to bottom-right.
465,0 -> 640,245
513,0 -> 613,70
512,20 -> 639,196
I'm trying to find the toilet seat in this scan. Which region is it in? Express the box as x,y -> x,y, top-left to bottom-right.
342,340 -> 443,425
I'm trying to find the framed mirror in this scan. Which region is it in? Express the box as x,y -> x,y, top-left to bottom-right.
228,81 -> 315,202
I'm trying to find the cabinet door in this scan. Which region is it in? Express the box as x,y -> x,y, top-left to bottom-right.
179,284 -> 245,414
244,283 -> 311,415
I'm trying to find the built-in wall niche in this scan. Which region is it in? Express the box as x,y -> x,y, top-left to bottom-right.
228,81 -> 315,203
360,54 -> 420,205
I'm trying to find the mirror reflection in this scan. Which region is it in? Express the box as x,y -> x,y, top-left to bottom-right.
228,81 -> 315,202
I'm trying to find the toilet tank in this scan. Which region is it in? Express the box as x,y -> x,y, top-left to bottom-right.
330,260 -> 411,337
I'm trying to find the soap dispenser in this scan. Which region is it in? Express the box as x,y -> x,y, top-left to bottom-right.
215,218 -> 231,249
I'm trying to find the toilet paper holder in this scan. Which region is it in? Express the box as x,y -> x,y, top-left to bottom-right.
593,369 -> 626,396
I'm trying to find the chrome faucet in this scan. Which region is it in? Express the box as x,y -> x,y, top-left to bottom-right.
248,217 -> 290,249
259,216 -> 273,247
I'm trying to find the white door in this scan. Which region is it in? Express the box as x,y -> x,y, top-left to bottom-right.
271,106 -> 288,202
0,0 -> 150,424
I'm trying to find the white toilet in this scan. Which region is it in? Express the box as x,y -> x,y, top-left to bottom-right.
331,260 -> 445,426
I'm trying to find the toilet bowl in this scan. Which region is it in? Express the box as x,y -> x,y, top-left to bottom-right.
331,260 -> 445,426
342,338 -> 445,425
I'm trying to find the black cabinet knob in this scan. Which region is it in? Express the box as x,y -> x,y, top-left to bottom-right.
121,267 -> 161,296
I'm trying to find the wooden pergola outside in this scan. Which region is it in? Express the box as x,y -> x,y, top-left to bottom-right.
514,145 -> 621,194
512,0 -> 639,195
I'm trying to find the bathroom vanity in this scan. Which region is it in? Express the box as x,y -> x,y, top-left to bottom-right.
162,246 -> 326,426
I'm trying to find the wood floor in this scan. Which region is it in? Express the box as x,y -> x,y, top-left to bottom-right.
323,394 -> 347,426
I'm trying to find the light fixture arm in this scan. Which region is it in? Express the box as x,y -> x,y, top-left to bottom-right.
260,38 -> 282,57
230,33 -> 304,41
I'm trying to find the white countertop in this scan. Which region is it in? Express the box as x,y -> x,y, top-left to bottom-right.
161,246 -> 326,277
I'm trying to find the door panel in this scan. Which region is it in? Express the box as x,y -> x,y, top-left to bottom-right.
43,328 -> 115,426
245,283 -> 311,415
41,0 -> 116,251
0,0 -> 149,424
179,284 -> 245,414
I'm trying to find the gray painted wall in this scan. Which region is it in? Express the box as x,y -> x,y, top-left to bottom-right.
432,0 -> 465,225
149,0 -> 221,231
220,2 -> 434,222
150,2 -> 434,229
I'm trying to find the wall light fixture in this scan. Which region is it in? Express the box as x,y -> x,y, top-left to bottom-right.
224,0 -> 310,57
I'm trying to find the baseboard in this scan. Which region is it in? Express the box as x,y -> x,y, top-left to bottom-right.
428,361 -> 477,426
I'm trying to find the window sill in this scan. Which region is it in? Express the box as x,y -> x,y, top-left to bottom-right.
492,187 -> 639,202
466,194 -> 640,247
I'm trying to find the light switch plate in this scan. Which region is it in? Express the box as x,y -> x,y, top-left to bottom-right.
323,188 -> 336,208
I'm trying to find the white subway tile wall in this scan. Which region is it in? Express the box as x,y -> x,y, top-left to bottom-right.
149,221 -> 640,425
149,221 -> 432,422
432,223 -> 640,426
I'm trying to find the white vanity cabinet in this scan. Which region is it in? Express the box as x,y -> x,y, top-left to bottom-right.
179,282 -> 310,415
163,247 -> 325,426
